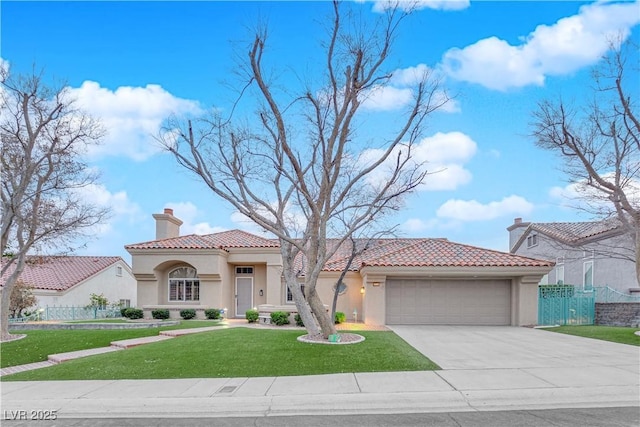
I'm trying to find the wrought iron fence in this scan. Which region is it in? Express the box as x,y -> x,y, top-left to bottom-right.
43,306 -> 121,321
594,286 -> 640,303
538,285 -> 595,326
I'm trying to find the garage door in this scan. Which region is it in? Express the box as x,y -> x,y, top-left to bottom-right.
386,279 -> 511,325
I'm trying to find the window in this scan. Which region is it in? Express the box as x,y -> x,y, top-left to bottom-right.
556,257 -> 564,285
286,283 -> 305,303
169,267 -> 200,302
119,299 -> 131,308
583,260 -> 594,291
116,266 -> 123,276
526,233 -> 538,248
236,266 -> 254,275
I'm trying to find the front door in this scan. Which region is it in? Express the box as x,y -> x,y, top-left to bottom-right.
235,277 -> 253,317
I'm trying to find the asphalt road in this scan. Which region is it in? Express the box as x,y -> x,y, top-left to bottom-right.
2,407 -> 638,427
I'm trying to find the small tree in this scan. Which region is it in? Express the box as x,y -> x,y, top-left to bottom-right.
9,279 -> 37,318
0,66 -> 109,341
86,293 -> 109,309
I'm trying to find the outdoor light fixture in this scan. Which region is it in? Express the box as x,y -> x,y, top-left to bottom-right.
360,286 -> 365,294
259,289 -> 264,296
373,282 -> 380,287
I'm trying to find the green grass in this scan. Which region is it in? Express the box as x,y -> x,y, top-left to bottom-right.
1,320 -> 221,368
543,325 -> 640,346
1,329 -> 439,381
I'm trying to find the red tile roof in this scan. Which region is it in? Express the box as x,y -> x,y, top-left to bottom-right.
127,230 -> 552,270
125,229 -> 279,250
529,220 -> 622,244
1,256 -> 126,291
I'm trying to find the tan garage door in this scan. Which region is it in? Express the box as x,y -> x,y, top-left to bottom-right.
386,279 -> 511,325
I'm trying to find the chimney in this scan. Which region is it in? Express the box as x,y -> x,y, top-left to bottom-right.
152,208 -> 183,240
514,217 -> 522,225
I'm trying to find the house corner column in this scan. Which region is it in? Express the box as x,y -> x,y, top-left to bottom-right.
266,264 -> 282,305
362,274 -> 386,326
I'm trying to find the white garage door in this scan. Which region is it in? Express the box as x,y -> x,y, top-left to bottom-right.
386,279 -> 511,325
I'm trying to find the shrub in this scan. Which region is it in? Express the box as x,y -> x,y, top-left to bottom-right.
123,308 -> 143,320
334,311 -> 346,324
151,309 -> 170,320
271,311 -> 290,326
120,307 -> 129,317
204,308 -> 221,320
245,309 -> 259,323
294,313 -> 304,327
180,309 -> 197,320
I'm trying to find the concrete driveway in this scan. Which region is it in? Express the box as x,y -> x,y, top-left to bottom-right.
389,325 -> 639,370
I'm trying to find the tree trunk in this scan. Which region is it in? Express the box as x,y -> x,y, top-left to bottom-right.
307,289 -> 336,339
635,226 -> 640,287
0,257 -> 26,341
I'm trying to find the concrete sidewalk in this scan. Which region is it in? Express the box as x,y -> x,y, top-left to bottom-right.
1,371 -> 637,419
1,324 -> 638,419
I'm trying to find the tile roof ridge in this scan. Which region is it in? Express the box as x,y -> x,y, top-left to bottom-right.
439,238 -> 553,263
361,238 -> 432,266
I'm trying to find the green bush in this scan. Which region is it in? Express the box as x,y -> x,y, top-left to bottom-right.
123,308 -> 143,320
180,309 -> 197,320
204,308 -> 221,320
151,309 -> 170,320
334,311 -> 346,324
245,309 -> 259,323
294,313 -> 304,327
120,307 -> 129,317
271,311 -> 290,326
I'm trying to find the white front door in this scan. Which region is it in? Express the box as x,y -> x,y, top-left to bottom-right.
235,277 -> 253,317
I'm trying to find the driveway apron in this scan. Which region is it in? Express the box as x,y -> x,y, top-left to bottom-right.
388,325 -> 640,393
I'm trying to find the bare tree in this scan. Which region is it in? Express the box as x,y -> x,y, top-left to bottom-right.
160,2 -> 449,338
0,66 -> 109,341
530,38 -> 640,285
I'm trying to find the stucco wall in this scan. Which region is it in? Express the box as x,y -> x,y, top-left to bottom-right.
35,261 -> 136,308
513,233 -> 635,294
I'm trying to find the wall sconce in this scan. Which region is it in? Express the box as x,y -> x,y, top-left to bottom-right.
373,282 -> 380,287
360,286 -> 365,294
259,289 -> 264,296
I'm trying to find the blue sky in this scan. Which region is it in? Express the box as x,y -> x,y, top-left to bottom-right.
2,0 -> 639,262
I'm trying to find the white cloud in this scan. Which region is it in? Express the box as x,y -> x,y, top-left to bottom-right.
361,85 -> 414,111
437,195 -> 534,221
369,0 -> 469,13
549,176 -> 640,211
440,1 -> 640,90
73,183 -> 143,236
401,217 -> 438,232
361,64 -> 458,113
359,131 -> 477,191
69,81 -> 202,161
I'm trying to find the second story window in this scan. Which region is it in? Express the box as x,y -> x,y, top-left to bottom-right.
527,233 -> 538,248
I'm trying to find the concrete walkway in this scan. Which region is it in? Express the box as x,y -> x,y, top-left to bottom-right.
1,325 -> 638,419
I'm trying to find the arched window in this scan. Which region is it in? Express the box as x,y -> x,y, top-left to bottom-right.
169,266 -> 200,301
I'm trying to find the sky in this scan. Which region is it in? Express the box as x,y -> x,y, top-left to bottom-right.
2,0 -> 639,263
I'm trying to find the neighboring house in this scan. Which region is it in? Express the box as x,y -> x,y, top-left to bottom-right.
508,217 -> 638,295
125,209 -> 553,326
1,256 -> 137,308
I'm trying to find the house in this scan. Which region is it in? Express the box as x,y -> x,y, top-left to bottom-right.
1,256 -> 137,309
125,209 -> 553,326
508,217 -> 638,295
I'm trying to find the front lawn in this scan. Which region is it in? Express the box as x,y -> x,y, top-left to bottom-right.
543,325 -> 640,346
1,329 -> 439,381
1,320 -> 221,368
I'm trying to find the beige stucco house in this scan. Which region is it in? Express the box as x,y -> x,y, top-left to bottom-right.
125,209 -> 554,326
